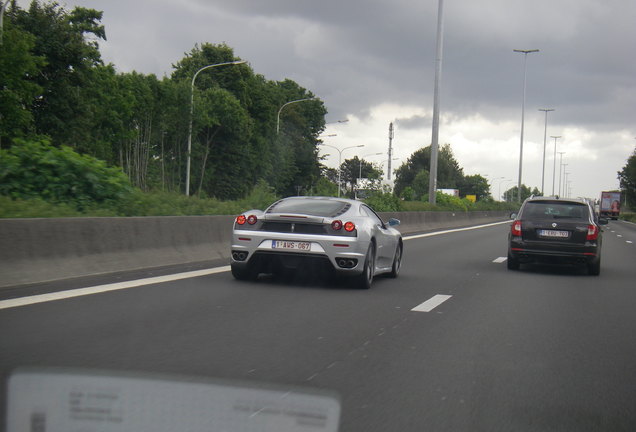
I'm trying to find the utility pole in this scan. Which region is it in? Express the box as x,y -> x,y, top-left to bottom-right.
428,0 -> 445,204
538,108 -> 554,195
551,135 -> 562,195
387,122 -> 394,180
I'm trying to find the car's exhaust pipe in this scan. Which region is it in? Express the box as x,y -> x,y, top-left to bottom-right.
232,251 -> 248,261
336,258 -> 358,269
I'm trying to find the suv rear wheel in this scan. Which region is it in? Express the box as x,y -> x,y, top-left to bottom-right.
507,253 -> 520,270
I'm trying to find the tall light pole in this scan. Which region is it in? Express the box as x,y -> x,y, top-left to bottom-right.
502,179 -> 514,202
513,49 -> 540,202
551,135 -> 562,195
497,178 -> 511,202
428,0 -> 445,204
277,98 -> 315,134
563,172 -> 570,197
320,144 -> 364,197
559,159 -> 567,197
538,108 -> 554,195
185,60 -> 246,196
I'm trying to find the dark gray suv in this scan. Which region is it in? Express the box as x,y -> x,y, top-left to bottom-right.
507,196 -> 608,275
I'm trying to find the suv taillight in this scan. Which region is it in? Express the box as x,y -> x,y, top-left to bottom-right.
586,224 -> 599,241
511,221 -> 522,237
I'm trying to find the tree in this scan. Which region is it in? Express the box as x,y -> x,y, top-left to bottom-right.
457,174 -> 490,201
12,1 -> 107,148
0,17 -> 45,145
618,147 -> 636,209
412,170 -> 430,200
339,156 -> 382,195
504,185 -> 540,202
394,144 -> 464,196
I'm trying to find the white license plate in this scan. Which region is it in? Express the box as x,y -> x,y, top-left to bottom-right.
272,240 -> 311,251
538,229 -> 569,238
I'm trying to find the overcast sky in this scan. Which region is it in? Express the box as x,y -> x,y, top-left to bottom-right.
22,0 -> 636,199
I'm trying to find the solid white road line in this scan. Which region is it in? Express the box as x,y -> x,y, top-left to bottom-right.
403,220 -> 510,241
0,266 -> 231,311
411,295 -> 453,312
2,219 -> 508,310
493,257 -> 507,263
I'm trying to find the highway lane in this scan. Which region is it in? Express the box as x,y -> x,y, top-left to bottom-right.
1,220 -> 635,431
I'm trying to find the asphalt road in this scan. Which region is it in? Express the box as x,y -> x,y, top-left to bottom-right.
1,220 -> 636,431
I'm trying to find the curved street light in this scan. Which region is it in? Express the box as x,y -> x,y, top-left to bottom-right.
277,98 -> 315,134
185,60 -> 246,196
320,143 -> 364,197
359,152 -> 383,180
498,178 -> 513,202
538,108 -> 555,195
513,49 -> 540,202
550,135 -> 562,195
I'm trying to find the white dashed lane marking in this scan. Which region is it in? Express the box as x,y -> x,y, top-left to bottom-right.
493,257 -> 507,263
412,295 -> 453,312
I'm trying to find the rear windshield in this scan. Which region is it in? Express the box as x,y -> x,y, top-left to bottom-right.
267,198 -> 349,217
522,201 -> 589,219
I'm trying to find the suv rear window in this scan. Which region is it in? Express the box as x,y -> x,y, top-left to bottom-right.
522,201 -> 589,219
266,198 -> 350,217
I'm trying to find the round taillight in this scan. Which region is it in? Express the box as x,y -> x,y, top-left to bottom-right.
344,221 -> 356,232
331,220 -> 343,230
247,215 -> 258,225
236,215 -> 246,225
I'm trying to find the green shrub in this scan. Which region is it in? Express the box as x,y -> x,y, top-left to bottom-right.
0,195 -> 114,218
620,212 -> 636,223
364,191 -> 402,212
0,139 -> 134,210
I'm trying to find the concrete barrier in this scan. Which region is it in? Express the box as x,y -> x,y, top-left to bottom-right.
0,211 -> 508,288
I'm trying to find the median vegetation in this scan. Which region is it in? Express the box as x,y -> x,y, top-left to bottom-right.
0,139 -> 521,217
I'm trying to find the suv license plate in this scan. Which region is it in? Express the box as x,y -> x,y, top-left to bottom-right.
272,240 -> 311,251
538,229 -> 569,238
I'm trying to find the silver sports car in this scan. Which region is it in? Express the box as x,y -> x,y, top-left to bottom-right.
230,196 -> 402,288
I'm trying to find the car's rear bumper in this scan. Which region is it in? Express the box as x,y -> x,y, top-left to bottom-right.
509,240 -> 600,265
231,231 -> 369,276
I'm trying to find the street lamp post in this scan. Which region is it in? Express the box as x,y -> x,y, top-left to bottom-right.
559,161 -> 568,197
564,172 -> 570,197
320,144 -> 364,197
539,108 -> 555,195
277,98 -> 315,134
185,60 -> 246,196
513,49 -> 540,202
497,178 -> 511,202
551,135 -> 562,195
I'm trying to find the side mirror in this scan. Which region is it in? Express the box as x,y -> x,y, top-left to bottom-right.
510,212 -> 517,220
387,218 -> 401,227
598,217 -> 609,225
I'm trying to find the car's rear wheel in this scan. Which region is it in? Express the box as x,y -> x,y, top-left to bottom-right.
231,263 -> 258,281
507,253 -> 520,270
354,243 -> 375,289
588,257 -> 601,276
388,242 -> 402,278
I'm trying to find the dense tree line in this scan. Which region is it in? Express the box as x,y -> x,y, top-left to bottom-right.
618,147 -> 636,208
0,1 -> 327,199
